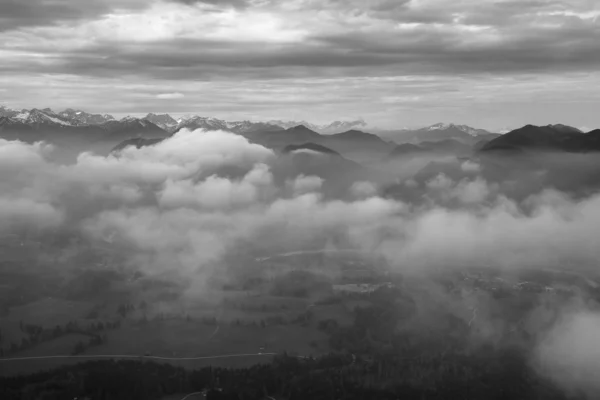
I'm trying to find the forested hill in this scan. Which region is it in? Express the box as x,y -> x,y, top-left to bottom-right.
0,351 -> 573,400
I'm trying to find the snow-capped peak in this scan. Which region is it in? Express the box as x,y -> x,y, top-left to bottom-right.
424,123 -> 488,136
426,123 -> 453,131
14,111 -> 31,121
24,109 -> 74,126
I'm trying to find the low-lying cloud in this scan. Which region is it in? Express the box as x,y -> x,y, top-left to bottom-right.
3,128 -> 600,393
3,129 -> 600,275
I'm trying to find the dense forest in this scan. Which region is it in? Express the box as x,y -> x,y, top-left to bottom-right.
1,284 -> 593,399
0,350 -> 582,400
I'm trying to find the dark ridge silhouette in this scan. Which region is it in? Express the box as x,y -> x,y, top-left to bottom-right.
386,139 -> 471,159
283,142 -> 340,155
111,137 -> 165,153
329,129 -> 386,142
481,124 -> 600,153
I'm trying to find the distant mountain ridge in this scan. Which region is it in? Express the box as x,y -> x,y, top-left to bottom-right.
387,139 -> 472,159
375,123 -> 500,145
283,142 -> 341,156
58,109 -> 115,125
144,113 -> 178,131
0,105 -> 503,140
480,124 -> 600,153
268,119 -> 369,134
175,115 -> 282,134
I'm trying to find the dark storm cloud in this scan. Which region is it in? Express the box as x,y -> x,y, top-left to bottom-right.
170,0 -> 250,8
0,0 -> 148,32
2,0 -> 599,79
5,13 -> 600,83
2,0 -> 600,127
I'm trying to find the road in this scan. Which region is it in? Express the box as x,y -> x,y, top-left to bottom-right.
0,352 -> 279,363
255,248 -> 369,262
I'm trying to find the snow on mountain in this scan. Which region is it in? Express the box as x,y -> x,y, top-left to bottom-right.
423,123 -> 493,137
58,109 -> 115,125
0,106 -> 23,118
22,109 -> 75,126
426,123 -> 452,131
267,119 -> 369,134
119,116 -> 153,128
43,114 -> 73,126
144,113 -> 178,130
175,115 -> 281,134
14,111 -> 31,121
176,115 -> 229,131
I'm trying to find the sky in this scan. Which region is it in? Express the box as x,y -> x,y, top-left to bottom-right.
1,0 -> 600,130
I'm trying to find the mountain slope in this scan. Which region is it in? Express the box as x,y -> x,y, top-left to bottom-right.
100,117 -> 168,139
111,137 -> 165,153
283,142 -> 341,156
242,125 -> 324,150
387,139 -> 472,159
480,124 -> 598,153
176,116 -> 282,134
268,119 -> 368,134
144,113 -> 178,131
58,109 -> 115,125
0,106 -> 24,118
273,141 -> 389,197
0,113 -> 169,162
376,123 -> 499,145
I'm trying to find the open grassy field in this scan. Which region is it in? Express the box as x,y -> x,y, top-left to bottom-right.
0,354 -> 277,378
0,250 -> 383,378
4,298 -> 94,327
0,316 -> 327,376
310,303 -> 354,326
91,319 -> 328,358
0,297 -> 96,352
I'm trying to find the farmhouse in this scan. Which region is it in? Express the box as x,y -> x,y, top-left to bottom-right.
332,282 -> 393,295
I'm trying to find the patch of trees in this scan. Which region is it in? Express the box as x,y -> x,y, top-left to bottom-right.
221,298 -> 292,313
71,333 -> 108,355
0,351 -> 578,400
0,319 -> 121,357
270,271 -> 332,298
63,269 -> 121,300
117,302 -> 136,318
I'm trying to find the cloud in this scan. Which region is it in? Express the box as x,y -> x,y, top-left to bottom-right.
350,181 -> 378,198
0,0 -> 149,32
3,0 -> 600,79
0,197 -> 64,232
2,1 -> 600,128
461,160 -> 481,173
4,120 -> 600,397
287,174 -> 324,195
535,310 -> 600,396
3,127 -> 600,285
170,0 -> 251,8
156,92 -> 185,99
158,163 -> 273,210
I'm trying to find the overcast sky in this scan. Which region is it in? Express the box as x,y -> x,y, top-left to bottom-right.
1,0 -> 599,130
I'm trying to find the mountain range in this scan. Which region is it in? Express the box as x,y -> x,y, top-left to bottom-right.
267,119 -> 370,134
480,124 -> 600,153
3,105 -> 600,165
374,123 -> 501,145
0,105 -> 504,164
0,105 -> 501,137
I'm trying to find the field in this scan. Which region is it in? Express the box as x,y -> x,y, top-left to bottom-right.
0,316 -> 329,376
0,243 -> 398,378
0,297 -> 96,351
96,319 -> 327,357
0,285 -> 335,377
